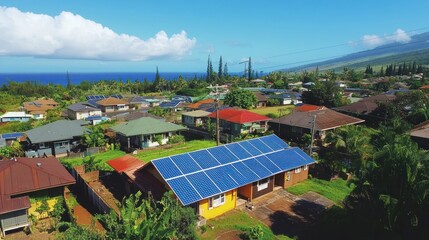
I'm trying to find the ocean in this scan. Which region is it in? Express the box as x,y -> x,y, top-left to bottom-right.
0,72 -> 206,86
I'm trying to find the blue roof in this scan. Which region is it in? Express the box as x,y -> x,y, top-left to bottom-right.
159,100 -> 182,109
85,115 -> 102,121
1,132 -> 24,139
151,134 -> 315,206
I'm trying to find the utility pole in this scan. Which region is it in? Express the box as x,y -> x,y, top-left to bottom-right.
207,84 -> 226,146
239,59 -> 249,80
309,114 -> 317,155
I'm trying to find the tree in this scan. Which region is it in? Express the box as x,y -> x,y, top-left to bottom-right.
224,88 -> 257,109
248,57 -> 252,80
97,191 -> 197,240
83,125 -> 106,148
301,80 -> 344,107
223,62 -> 229,80
218,56 -> 223,81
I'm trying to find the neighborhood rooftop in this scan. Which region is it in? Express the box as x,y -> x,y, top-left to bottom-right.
151,134 -> 315,205
110,117 -> 187,137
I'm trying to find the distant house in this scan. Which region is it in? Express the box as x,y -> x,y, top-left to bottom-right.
110,117 -> 187,150
0,133 -> 24,148
142,98 -> 161,107
0,112 -> 32,122
66,102 -> 102,120
0,157 -> 75,235
253,92 -> 268,108
127,96 -> 150,109
96,97 -> 130,113
108,135 -> 315,220
208,109 -> 271,138
186,99 -> 217,111
410,120 -> 429,149
182,110 -> 211,128
268,92 -> 302,105
22,99 -> 58,120
24,120 -> 88,157
334,94 -> 396,124
112,111 -> 163,122
269,107 -> 365,142
159,100 -> 186,112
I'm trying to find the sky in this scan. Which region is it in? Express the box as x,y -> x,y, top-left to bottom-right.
0,0 -> 428,73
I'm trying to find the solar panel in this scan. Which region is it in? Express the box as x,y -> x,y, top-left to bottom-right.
266,149 -> 305,171
254,155 -> 282,173
242,158 -> 272,179
152,157 -> 182,179
260,135 -> 289,150
167,177 -> 201,205
232,162 -> 260,181
188,150 -> 220,169
237,141 -> 262,156
207,146 -> 238,164
247,138 -> 273,153
205,167 -> 239,192
293,148 -> 316,164
170,154 -> 201,174
186,172 -> 220,198
225,143 -> 252,159
1,133 -> 23,139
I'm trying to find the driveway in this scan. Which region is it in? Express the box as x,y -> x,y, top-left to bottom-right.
243,189 -> 334,239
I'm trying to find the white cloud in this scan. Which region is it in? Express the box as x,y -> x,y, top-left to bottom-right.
361,28 -> 411,49
0,6 -> 197,61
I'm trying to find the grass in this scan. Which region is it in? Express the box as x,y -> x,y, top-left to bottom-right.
249,105 -> 295,118
60,149 -> 126,170
286,178 -> 354,205
199,210 -> 291,240
135,140 -> 217,162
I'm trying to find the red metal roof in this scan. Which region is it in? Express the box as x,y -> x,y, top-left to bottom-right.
294,104 -> 325,112
107,155 -> 145,174
0,195 -> 30,214
186,99 -> 216,109
0,157 -> 76,196
208,109 -> 271,124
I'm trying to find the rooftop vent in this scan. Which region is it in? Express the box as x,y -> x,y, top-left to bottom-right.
37,162 -> 42,167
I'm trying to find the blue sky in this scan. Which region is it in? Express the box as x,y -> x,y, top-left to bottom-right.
0,0 -> 428,73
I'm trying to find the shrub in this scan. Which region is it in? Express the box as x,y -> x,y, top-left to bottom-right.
168,135 -> 185,144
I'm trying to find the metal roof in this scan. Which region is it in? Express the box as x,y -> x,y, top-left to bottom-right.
207,109 -> 271,124
110,117 -> 187,137
107,155 -> 145,174
67,102 -> 101,112
151,134 -> 315,206
25,120 -> 88,144
1,132 -> 24,139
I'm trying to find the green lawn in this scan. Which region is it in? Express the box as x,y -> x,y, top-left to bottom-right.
60,149 -> 126,170
199,210 -> 291,240
135,140 -> 217,162
249,105 -> 295,118
286,178 -> 354,205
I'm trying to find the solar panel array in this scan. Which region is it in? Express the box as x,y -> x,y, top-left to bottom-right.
159,100 -> 182,108
86,94 -> 123,100
1,132 -> 24,139
151,134 -> 315,205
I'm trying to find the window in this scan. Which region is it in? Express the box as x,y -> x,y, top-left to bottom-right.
304,164 -> 308,170
209,193 -> 225,209
295,167 -> 302,173
286,173 -> 291,181
257,178 -> 270,191
39,143 -> 46,148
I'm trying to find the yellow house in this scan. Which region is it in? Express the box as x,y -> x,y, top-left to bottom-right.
110,135 -> 315,220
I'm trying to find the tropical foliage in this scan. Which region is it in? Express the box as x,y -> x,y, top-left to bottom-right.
83,125 -> 106,147
224,88 -> 257,109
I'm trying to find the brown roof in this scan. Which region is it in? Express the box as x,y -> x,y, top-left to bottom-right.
294,104 -> 325,112
33,99 -> 58,105
0,157 -> 76,196
410,120 -> 429,139
23,103 -> 55,113
272,108 -> 364,131
0,195 -> 30,214
334,94 -> 396,115
254,92 -> 268,102
96,97 -> 129,106
186,99 -> 216,109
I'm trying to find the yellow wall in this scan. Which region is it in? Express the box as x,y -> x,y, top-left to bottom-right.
198,189 -> 236,220
28,198 -> 59,220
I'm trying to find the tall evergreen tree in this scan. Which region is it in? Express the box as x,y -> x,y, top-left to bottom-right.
218,56 -> 223,80
206,55 -> 211,83
223,62 -> 229,79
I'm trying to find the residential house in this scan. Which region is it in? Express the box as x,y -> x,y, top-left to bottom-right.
207,109 -> 271,138
268,92 -> 302,105
110,117 -> 187,150
269,107 -> 364,142
127,96 -> 150,109
22,99 -> 58,120
24,120 -> 88,157
410,120 -> 429,149
253,92 -> 268,108
182,110 -> 211,128
66,102 -> 102,120
0,157 -> 75,236
0,112 -> 32,123
334,94 -> 396,124
112,111 -> 163,122
186,99 -> 217,111
96,97 -> 130,113
159,100 -> 187,112
108,135 -> 315,220
0,133 -> 24,148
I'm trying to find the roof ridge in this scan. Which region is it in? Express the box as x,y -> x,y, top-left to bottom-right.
16,159 -> 74,183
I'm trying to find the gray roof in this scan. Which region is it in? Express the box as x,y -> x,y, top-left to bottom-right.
25,120 -> 88,144
67,102 -> 101,112
182,110 -> 211,118
110,117 -> 187,137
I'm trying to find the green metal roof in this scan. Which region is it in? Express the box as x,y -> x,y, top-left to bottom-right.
110,117 -> 187,137
25,120 -> 88,144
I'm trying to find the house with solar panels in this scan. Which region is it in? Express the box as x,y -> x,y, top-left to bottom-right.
85,95 -> 129,113
66,102 -> 102,120
110,134 -> 315,220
